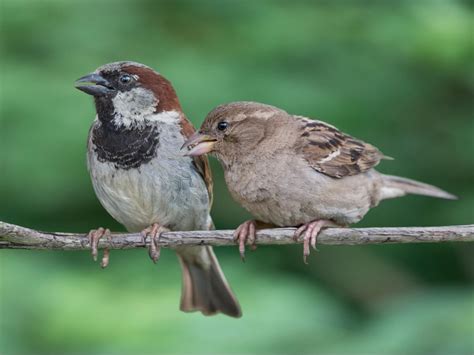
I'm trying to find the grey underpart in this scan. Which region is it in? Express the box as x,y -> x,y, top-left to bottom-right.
88,117 -> 211,232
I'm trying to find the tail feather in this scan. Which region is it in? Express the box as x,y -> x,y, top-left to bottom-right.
177,246 -> 242,318
380,174 -> 457,201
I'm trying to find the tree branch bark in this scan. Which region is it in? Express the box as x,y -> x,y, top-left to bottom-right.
0,221 -> 473,251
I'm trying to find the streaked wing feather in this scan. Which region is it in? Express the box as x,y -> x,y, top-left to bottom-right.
294,116 -> 386,178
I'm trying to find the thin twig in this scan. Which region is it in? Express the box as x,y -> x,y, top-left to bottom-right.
0,221 -> 473,250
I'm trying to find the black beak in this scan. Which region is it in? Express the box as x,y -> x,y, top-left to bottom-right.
74,73 -> 114,96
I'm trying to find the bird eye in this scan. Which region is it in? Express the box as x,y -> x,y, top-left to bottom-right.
217,121 -> 228,131
119,74 -> 132,84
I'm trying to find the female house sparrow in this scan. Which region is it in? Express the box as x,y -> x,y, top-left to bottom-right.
183,101 -> 456,263
75,62 -> 241,317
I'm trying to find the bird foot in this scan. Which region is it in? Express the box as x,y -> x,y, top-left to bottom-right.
141,223 -> 169,263
87,227 -> 111,268
233,220 -> 257,262
293,220 -> 333,264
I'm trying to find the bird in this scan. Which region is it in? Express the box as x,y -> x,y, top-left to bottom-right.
182,101 -> 457,263
74,61 -> 241,317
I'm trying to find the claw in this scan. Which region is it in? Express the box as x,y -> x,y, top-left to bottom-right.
148,224 -> 160,263
141,223 -> 167,264
294,224 -> 308,241
149,232 -> 161,264
294,220 -> 333,264
310,224 -> 320,251
303,222 -> 316,265
101,248 -> 110,268
87,227 -> 110,263
233,220 -> 257,261
248,222 -> 256,245
239,227 -> 247,261
88,228 -> 100,261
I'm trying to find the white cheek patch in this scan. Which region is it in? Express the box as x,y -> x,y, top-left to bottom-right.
112,87 -> 158,128
147,110 -> 180,124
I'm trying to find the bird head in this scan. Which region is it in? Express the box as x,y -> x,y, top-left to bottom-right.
75,61 -> 181,128
182,101 -> 284,165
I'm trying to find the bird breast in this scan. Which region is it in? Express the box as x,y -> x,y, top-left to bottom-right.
224,152 -> 380,227
87,119 -> 211,233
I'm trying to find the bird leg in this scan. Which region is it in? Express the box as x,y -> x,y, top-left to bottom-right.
87,227 -> 111,268
233,220 -> 258,262
141,223 -> 169,263
293,219 -> 334,264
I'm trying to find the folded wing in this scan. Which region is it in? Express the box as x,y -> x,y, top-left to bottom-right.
294,116 -> 389,178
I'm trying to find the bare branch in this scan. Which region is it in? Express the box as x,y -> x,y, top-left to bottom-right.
0,221 -> 473,251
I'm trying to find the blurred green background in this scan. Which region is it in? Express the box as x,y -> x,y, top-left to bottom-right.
1,0 -> 473,354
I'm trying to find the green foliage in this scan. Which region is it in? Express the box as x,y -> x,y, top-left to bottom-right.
1,0 -> 473,354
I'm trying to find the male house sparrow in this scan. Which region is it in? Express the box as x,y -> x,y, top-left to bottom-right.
75,62 -> 241,317
183,101 -> 456,263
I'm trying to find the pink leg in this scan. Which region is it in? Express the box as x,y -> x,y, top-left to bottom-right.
293,220 -> 333,264
87,227 -> 111,268
141,223 -> 169,263
233,220 -> 257,262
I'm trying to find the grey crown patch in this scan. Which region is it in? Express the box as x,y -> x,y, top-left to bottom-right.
95,61 -> 152,74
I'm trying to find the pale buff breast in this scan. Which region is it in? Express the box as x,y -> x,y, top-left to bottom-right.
225,153 -> 382,227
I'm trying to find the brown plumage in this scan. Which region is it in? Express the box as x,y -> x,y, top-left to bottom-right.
183,101 -> 457,263
295,117 -> 391,178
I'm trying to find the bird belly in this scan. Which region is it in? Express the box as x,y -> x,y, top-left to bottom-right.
226,156 -> 378,227
88,154 -> 211,233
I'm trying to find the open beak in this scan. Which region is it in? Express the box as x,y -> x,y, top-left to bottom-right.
74,73 -> 114,96
181,132 -> 217,156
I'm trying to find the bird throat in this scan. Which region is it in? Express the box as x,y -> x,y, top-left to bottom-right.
91,120 -> 160,170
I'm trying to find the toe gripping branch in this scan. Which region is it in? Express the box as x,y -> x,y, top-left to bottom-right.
87,224 -> 169,268
141,223 -> 169,264
233,220 -> 258,262
293,220 -> 333,264
87,227 -> 111,268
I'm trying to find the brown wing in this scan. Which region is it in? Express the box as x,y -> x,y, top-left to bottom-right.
192,154 -> 214,208
180,115 -> 214,208
294,116 -> 388,178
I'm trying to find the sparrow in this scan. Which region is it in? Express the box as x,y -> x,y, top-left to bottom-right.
74,61 -> 241,317
183,101 -> 457,263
